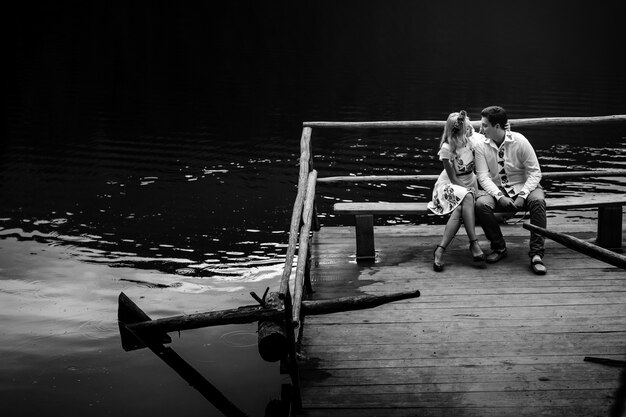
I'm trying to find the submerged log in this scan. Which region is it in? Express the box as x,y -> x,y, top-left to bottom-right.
523,224 -> 626,269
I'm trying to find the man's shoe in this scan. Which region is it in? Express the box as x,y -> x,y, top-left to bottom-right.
531,256 -> 547,275
486,248 -> 507,263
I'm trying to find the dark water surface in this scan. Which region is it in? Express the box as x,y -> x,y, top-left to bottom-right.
2,2 -> 626,416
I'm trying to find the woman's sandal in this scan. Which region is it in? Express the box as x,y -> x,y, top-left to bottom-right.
469,239 -> 486,262
433,245 -> 446,272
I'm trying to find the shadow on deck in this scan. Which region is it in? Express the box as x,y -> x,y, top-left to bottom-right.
298,216 -> 626,416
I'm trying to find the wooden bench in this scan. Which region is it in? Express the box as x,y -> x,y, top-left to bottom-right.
334,195 -> 626,260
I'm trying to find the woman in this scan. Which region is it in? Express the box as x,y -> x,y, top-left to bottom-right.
427,110 -> 485,271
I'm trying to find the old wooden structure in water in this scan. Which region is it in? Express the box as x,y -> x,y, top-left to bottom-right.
118,115 -> 626,416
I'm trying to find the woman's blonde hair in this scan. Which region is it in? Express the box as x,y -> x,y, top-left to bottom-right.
440,110 -> 470,155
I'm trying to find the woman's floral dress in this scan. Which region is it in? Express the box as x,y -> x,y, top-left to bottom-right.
427,135 -> 482,215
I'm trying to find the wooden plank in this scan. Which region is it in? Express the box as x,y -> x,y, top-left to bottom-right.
299,406 -> 612,417
334,195 -> 626,215
306,304 -> 626,324
302,379 -> 620,394
300,354 -> 626,370
301,363 -> 621,385
302,339 -> 625,360
300,388 -> 616,408
547,195 -> 626,210
303,323 -> 626,344
335,202 -> 429,214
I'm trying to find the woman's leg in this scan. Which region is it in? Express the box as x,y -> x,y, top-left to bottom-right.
434,206 -> 462,265
461,193 -> 484,258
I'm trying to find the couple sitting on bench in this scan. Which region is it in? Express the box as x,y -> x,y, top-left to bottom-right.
428,106 -> 547,275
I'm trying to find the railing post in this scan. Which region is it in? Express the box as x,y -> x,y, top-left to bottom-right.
597,206 -> 623,249
355,214 -> 376,261
281,289 -> 302,412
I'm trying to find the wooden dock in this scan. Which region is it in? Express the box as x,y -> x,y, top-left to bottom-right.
298,214 -> 626,416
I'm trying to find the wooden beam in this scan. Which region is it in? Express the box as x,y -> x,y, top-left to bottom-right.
522,223 -> 626,269
301,290 -> 420,316
125,303 -> 283,335
304,115 -> 626,129
317,169 -> 626,184
334,196 -> 626,215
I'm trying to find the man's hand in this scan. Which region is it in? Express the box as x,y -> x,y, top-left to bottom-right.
498,197 -> 518,211
514,196 -> 525,210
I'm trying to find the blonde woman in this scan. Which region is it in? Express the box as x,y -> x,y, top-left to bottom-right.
427,110 -> 485,271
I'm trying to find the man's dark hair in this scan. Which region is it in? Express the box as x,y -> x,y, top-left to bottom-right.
481,106 -> 508,129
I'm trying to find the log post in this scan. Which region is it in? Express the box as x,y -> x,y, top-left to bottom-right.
292,171 -> 317,328
597,206 -> 623,249
282,289 -> 302,411
279,127 -> 312,296
304,242 -> 313,295
355,214 -> 375,261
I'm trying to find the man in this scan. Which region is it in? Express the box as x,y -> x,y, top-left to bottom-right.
474,106 -> 547,275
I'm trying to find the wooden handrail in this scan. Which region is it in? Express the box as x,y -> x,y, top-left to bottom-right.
304,115 -> 626,129
292,170 -> 317,330
279,127 -> 312,295
523,223 -> 626,269
316,169 -> 626,184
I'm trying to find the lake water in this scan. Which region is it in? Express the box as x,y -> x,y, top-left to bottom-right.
2,2 -> 626,416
